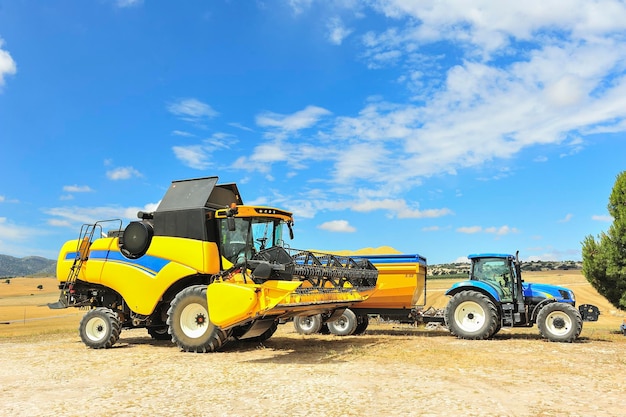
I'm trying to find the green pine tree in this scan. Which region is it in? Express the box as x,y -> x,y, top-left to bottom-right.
582,171 -> 626,309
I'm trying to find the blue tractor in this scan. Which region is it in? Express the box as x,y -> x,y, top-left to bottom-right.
444,252 -> 584,342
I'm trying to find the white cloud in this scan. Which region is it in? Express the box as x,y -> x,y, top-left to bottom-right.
0,217 -> 36,240
172,133 -> 235,170
287,0 -> 313,14
558,213 -> 573,223
351,198 -> 452,218
457,225 -> 519,235
45,202 -> 159,228
327,17 -> 353,45
457,225 -> 482,234
0,195 -> 4,202
0,38 -> 17,88
106,166 -> 142,180
318,219 -> 356,232
171,130 -> 195,137
591,214 -> 613,222
63,185 -> 93,193
256,105 -> 331,132
168,98 -> 219,122
173,145 -> 211,170
115,0 -> 143,8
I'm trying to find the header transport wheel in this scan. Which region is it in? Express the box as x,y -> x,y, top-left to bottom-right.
445,290 -> 499,340
79,307 -> 121,349
167,285 -> 229,353
537,303 -> 582,343
293,314 -> 323,335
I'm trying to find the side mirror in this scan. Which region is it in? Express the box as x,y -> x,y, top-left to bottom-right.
226,204 -> 238,231
227,216 -> 236,232
288,221 -> 294,240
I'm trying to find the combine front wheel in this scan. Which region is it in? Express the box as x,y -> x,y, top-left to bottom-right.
79,307 -> 121,349
537,303 -> 582,343
445,291 -> 498,340
167,285 -> 229,353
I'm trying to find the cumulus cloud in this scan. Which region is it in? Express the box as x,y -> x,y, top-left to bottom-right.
591,214 -> 613,222
457,225 -> 518,235
327,17 -> 353,45
173,133 -> 234,170
0,38 -> 17,88
256,105 -> 331,132
63,185 -> 93,193
106,166 -> 142,180
45,202 -> 159,228
168,98 -> 219,122
318,219 -> 356,232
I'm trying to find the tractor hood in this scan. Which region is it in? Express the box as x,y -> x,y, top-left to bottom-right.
522,282 -> 575,304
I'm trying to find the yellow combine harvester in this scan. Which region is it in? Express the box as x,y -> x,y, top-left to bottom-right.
49,177 -> 377,352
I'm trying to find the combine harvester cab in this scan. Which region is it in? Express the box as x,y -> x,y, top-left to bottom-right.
49,176 -> 377,352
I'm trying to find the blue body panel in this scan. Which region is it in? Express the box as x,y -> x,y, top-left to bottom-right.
446,280 -> 502,302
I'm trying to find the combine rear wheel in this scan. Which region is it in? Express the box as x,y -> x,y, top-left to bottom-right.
79,307 -> 121,349
167,285 -> 229,353
293,314 -> 323,335
327,309 -> 358,336
537,303 -> 582,342
445,291 -> 498,340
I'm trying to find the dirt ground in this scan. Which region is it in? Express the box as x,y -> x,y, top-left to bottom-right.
1,271 -> 625,417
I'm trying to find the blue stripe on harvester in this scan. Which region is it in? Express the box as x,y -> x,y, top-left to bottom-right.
65,250 -> 170,276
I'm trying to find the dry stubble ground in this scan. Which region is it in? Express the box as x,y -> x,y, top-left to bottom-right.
1,271 -> 625,417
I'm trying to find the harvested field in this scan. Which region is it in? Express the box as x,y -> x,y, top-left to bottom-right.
1,271 -> 625,416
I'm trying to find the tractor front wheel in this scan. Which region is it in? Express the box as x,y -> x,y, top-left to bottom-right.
537,303 -> 582,342
167,285 -> 229,353
79,307 -> 121,349
445,291 -> 499,340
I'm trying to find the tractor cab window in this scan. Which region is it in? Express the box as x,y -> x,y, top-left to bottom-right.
472,258 -> 513,301
219,217 -> 286,265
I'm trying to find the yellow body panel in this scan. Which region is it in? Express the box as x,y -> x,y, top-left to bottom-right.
56,236 -> 221,315
359,261 -> 426,309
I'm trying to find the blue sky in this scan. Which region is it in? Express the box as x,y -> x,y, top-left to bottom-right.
0,0 -> 625,264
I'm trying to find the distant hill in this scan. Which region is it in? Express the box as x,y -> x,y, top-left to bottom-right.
430,260 -> 582,277
0,255 -> 56,278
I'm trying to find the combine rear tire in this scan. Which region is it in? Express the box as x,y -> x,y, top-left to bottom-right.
167,285 -> 229,353
537,303 -> 582,343
445,291 -> 498,340
147,326 -> 171,340
293,314 -> 323,335
327,309 -> 358,336
79,307 -> 121,349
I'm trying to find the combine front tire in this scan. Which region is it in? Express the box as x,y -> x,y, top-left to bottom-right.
327,309 -> 358,336
79,307 -> 121,349
167,285 -> 229,353
293,314 -> 323,335
445,291 -> 498,340
537,303 -> 582,343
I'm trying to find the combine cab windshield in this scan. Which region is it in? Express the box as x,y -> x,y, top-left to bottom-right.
219,217 -> 286,264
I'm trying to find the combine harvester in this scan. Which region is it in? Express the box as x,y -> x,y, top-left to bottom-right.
49,176 -> 378,352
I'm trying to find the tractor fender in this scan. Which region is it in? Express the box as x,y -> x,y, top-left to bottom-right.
529,298 -> 558,323
446,280 -> 501,304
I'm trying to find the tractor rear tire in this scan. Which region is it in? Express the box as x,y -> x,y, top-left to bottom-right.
167,285 -> 229,353
537,302 -> 582,343
327,308 -> 358,336
293,314 -> 323,335
79,307 -> 121,349
445,291 -> 499,340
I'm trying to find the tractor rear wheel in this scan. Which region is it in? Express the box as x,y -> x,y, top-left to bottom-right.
445,291 -> 499,340
293,314 -> 323,335
167,285 -> 229,353
327,308 -> 358,336
537,302 -> 582,342
79,307 -> 121,349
